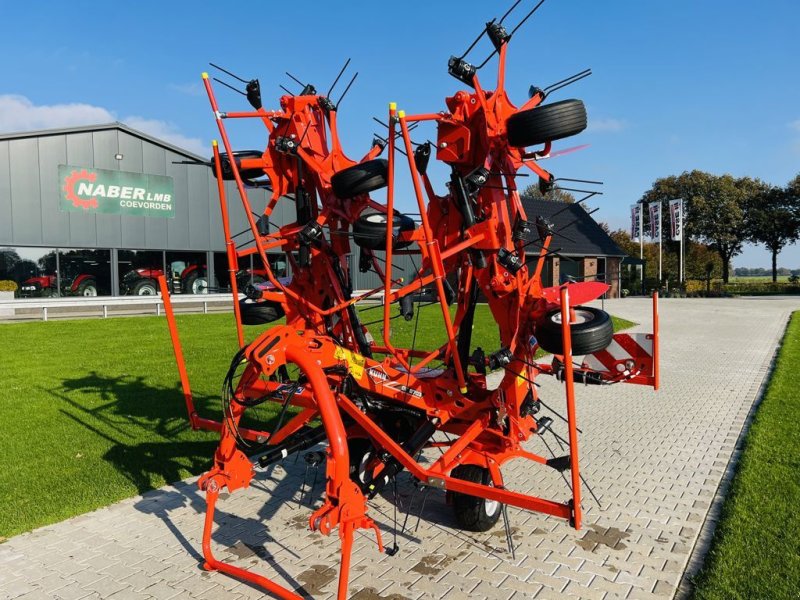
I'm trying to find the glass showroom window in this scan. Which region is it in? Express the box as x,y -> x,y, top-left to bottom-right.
256,253 -> 288,280
213,252 -> 232,291
118,250 -> 165,296
230,252 -> 288,293
58,249 -> 112,296
166,251 -> 211,295
0,247 -> 57,298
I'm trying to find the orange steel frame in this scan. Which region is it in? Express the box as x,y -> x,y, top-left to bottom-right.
158,16 -> 661,600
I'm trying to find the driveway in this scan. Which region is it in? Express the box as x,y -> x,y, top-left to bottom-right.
1,296 -> 797,600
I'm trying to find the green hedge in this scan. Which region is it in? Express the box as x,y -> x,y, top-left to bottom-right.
724,282 -> 800,296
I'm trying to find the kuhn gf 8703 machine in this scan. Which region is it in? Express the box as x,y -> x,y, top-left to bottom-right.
160,2 -> 659,598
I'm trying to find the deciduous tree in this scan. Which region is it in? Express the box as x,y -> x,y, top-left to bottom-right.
747,181 -> 800,282
639,171 -> 756,283
520,183 -> 577,203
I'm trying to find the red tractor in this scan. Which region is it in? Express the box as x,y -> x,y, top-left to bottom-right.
121,263 -> 216,296
19,271 -> 100,297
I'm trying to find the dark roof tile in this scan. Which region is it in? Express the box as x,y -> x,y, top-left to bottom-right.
520,197 -> 626,257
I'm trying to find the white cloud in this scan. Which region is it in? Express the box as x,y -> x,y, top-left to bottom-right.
0,94 -> 114,131
123,116 -> 206,155
587,117 -> 627,133
0,94 -> 206,155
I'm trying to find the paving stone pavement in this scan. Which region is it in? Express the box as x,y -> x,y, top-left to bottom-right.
1,297 -> 797,600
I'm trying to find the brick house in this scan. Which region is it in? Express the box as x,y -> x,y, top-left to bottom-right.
520,197 -> 627,298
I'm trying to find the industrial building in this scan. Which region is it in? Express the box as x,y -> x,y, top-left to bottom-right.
0,122 -> 624,302
0,122 -> 417,300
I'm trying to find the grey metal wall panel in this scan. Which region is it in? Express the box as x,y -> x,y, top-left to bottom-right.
185,153 -> 210,251
142,143 -> 167,249
208,172 -> 224,250
65,132 -> 97,247
0,126 -> 294,253
9,138 -> 43,246
0,141 -> 11,243
38,136 -> 70,247
353,252 -> 418,291
118,132 -> 146,249
93,131 -> 122,247
165,150 -> 190,249
226,181 -> 251,244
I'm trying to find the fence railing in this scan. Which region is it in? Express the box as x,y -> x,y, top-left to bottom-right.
0,293 -> 236,321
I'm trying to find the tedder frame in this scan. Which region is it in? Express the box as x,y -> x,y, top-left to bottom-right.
160,3 -> 660,598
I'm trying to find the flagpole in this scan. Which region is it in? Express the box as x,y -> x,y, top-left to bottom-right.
659,209 -> 663,287
650,201 -> 662,287
639,203 -> 644,294
681,199 -> 686,285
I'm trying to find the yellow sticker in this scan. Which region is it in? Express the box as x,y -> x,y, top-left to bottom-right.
334,347 -> 365,380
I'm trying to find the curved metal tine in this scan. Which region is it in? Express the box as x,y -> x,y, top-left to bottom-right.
326,58 -> 352,98
209,62 -> 249,84
554,177 -> 603,186
336,72 -> 359,108
499,0 -> 524,24
554,186 -> 605,196
509,0 -> 549,37
285,71 -> 306,88
502,505 -> 515,558
213,77 -> 246,96
549,191 -> 602,219
543,68 -> 593,96
473,0 -> 549,69
552,207 -> 600,240
457,18 -> 495,60
373,116 -> 420,133
373,133 -> 407,157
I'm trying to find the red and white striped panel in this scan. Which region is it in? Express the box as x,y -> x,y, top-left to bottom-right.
582,333 -> 656,387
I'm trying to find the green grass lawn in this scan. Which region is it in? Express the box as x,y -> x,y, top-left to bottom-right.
728,275 -> 792,283
0,304 -> 634,539
692,311 -> 800,599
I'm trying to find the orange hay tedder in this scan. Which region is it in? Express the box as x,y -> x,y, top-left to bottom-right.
161,2 -> 659,598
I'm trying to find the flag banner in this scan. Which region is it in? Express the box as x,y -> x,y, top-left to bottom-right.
669,199 -> 683,241
649,201 -> 661,239
630,204 -> 642,241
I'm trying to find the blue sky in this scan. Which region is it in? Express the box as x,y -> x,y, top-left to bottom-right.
1,0 -> 798,267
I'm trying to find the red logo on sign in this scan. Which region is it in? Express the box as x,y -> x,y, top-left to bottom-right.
63,169 -> 98,209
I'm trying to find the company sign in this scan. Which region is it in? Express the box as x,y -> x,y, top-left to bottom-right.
59,165 -> 175,218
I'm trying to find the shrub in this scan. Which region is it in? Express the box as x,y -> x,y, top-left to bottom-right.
724,282 -> 800,296
0,280 -> 18,293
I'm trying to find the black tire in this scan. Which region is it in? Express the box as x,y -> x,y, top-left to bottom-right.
131,279 -> 158,296
331,159 -> 388,199
450,465 -> 502,532
352,209 -> 415,250
535,306 -> 613,355
239,299 -> 285,325
214,150 -> 264,181
184,272 -> 219,295
506,99 -> 587,148
77,279 -> 98,297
